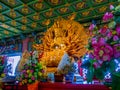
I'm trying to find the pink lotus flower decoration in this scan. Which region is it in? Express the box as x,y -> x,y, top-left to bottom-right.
107,31 -> 112,39
89,24 -> 96,31
99,27 -> 108,35
116,25 -> 120,36
103,12 -> 113,22
93,37 -> 113,61
113,35 -> 119,41
113,44 -> 120,58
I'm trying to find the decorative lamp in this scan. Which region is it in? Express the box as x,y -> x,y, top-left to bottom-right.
9,9 -> 16,18
22,4 -> 29,14
33,13 -> 39,21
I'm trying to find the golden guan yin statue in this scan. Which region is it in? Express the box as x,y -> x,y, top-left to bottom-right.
33,16 -> 88,72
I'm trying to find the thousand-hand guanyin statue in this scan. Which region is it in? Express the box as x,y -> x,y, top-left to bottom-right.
33,15 -> 88,72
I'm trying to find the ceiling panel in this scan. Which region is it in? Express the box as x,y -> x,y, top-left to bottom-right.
0,0 -> 119,40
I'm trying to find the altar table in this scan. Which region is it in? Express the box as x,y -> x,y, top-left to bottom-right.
38,82 -> 111,90
3,82 -> 111,90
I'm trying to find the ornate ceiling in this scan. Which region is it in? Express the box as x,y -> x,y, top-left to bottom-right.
0,0 -> 119,40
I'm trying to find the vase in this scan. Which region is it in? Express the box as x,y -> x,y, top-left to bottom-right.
27,81 -> 39,90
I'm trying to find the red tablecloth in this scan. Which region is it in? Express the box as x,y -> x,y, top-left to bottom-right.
39,82 -> 111,90
3,82 -> 111,90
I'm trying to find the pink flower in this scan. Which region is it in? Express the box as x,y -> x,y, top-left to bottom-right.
98,37 -> 106,46
89,24 -> 96,31
110,5 -> 114,10
113,35 -> 119,41
113,44 -> 120,58
30,70 -> 34,73
31,76 -> 35,80
91,38 -> 98,47
102,54 -> 111,61
107,31 -> 112,39
103,12 -> 113,22
22,70 -> 26,73
93,44 -> 113,61
116,25 -> 120,36
99,27 -> 108,35
89,53 -> 95,59
25,74 -> 28,78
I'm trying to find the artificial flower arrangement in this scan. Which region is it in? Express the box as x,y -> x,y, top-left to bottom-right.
83,3 -> 120,83
18,51 -> 45,85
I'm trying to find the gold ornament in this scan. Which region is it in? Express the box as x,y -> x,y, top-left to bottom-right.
11,20 -> 16,26
21,25 -> 26,30
4,30 -> 9,34
33,13 -> 39,20
99,6 -> 107,12
42,19 -> 50,26
9,9 -> 16,18
22,16 -> 27,23
50,0 -> 59,5
31,22 -> 37,28
22,4 -> 29,14
45,9 -> 53,17
67,13 -> 76,20
59,7 -> 68,13
7,0 -> 15,5
0,5 -> 2,10
34,2 -> 43,10
0,14 -> 4,21
82,11 -> 90,16
76,2 -> 85,9
95,0 -> 103,3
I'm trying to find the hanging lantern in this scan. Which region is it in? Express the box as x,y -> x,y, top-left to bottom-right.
22,4 -> 29,14
21,25 -> 26,30
7,0 -> 15,5
11,20 -> 16,26
9,9 -> 16,18
22,16 -> 27,23
33,13 -> 39,21
31,22 -> 37,28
